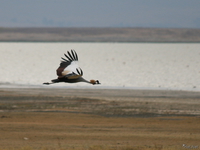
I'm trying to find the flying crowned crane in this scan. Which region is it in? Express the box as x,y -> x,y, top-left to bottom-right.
43,50 -> 100,85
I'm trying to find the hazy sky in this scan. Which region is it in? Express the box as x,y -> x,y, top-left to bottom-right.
1,0 -> 200,28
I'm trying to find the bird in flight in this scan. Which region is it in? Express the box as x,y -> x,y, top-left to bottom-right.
43,50 -> 100,85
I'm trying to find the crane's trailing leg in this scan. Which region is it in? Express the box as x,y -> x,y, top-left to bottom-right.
43,79 -> 60,85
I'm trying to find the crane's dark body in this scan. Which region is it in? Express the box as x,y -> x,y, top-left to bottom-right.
51,77 -> 90,84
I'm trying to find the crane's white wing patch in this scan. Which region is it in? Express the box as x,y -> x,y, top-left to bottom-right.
62,61 -> 82,76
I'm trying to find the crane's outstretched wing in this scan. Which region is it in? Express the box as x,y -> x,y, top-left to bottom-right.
56,50 -> 83,79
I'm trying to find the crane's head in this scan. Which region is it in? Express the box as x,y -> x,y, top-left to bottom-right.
90,80 -> 100,85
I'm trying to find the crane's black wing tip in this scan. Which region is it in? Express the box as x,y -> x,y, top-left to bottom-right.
76,68 -> 83,76
71,49 -> 78,61
62,50 -> 78,62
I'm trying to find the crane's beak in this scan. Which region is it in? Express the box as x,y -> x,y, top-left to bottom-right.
96,80 -> 100,84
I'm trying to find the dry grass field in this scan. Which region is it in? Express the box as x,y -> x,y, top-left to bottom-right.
0,88 -> 200,150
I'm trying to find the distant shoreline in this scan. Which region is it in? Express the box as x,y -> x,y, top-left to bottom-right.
0,27 -> 200,42
0,41 -> 200,43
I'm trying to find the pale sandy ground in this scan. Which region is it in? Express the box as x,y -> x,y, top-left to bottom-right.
0,42 -> 200,90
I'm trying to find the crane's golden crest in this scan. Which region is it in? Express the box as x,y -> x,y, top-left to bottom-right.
90,80 -> 100,85
90,80 -> 96,84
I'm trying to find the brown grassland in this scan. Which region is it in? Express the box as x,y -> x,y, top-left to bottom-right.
0,88 -> 200,150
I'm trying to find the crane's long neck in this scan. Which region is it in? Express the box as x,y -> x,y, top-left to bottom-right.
78,77 -> 91,84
